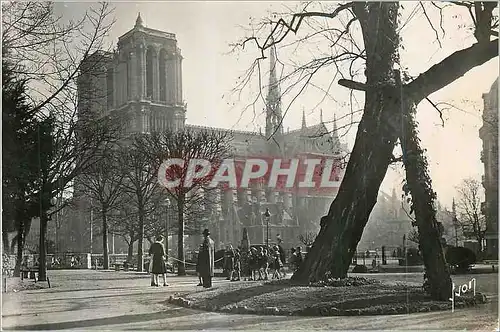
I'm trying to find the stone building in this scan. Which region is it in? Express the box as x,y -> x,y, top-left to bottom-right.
69,14 -> 349,255
479,78 -> 498,259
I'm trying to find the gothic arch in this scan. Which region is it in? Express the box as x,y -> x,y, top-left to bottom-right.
146,46 -> 155,99
159,48 -> 168,102
126,51 -> 132,101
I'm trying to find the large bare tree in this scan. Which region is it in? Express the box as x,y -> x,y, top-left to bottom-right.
233,1 -> 497,300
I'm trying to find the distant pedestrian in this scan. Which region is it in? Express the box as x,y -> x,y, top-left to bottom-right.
272,246 -> 283,279
258,247 -> 268,280
195,244 -> 203,286
276,237 -> 286,277
224,245 -> 235,280
198,229 -> 215,288
148,236 -> 168,287
231,248 -> 241,281
289,248 -> 297,271
296,247 -> 303,268
249,247 -> 259,280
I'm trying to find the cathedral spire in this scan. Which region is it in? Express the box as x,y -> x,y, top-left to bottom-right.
265,34 -> 283,140
135,13 -> 144,28
452,198 -> 457,217
320,109 -> 323,123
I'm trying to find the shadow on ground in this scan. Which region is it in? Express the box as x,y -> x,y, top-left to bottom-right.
3,309 -> 197,330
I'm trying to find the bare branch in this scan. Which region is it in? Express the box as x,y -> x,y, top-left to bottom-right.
406,39 -> 498,102
425,97 -> 445,127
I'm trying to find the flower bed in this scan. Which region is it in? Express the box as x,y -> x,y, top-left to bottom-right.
166,278 -> 486,316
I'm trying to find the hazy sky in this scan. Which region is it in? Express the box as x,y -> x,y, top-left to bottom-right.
55,1 -> 498,208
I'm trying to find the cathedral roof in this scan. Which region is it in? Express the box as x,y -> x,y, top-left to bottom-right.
285,123 -> 330,139
185,124 -> 261,137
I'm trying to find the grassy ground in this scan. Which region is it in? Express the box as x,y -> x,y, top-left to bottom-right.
3,276 -> 48,292
169,277 -> 486,316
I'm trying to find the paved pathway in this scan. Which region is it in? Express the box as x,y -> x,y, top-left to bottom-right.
1,270 -> 498,330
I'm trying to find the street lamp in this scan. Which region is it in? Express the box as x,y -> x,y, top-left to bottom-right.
263,208 -> 271,247
162,198 -> 171,257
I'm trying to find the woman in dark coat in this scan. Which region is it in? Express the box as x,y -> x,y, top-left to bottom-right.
148,236 -> 167,287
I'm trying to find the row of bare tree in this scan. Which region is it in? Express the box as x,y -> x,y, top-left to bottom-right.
79,129 -> 232,274
2,2 -> 233,278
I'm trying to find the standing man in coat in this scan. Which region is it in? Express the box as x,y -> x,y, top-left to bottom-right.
199,229 -> 215,288
276,235 -> 286,278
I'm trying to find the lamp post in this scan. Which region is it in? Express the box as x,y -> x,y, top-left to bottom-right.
163,198 -> 171,257
263,208 -> 271,247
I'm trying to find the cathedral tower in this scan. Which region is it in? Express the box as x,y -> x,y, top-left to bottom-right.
112,13 -> 186,133
78,14 -> 187,135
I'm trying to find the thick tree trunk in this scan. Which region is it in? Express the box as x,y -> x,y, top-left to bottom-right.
177,195 -> 186,276
127,239 -> 134,262
400,101 -> 452,300
38,211 -> 48,281
3,230 -> 10,255
102,209 -> 109,270
137,208 -> 145,272
13,226 -> 23,277
292,2 -> 402,282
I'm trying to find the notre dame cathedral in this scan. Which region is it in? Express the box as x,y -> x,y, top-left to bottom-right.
60,14 -> 411,256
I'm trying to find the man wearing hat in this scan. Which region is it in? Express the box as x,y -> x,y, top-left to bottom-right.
198,229 -> 215,288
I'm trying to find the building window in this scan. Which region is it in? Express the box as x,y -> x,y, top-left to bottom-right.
126,58 -> 131,101
146,47 -> 154,99
159,49 -> 167,102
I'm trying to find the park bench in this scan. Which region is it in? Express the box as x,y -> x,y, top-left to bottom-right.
19,267 -> 51,287
20,267 -> 38,281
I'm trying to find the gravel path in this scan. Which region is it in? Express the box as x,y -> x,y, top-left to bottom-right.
1,269 -> 498,330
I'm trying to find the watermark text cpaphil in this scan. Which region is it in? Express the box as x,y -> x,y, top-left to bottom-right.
157,156 -> 344,193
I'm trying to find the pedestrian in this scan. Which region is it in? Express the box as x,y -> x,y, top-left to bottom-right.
196,244 -> 203,286
289,247 -> 297,271
276,236 -> 286,278
198,229 -> 215,288
296,246 -> 303,268
231,248 -> 241,281
272,246 -> 283,279
258,247 -> 268,280
249,247 -> 259,280
148,236 -> 168,287
224,245 -> 235,280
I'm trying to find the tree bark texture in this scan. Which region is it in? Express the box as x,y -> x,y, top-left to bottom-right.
137,205 -> 145,272
177,195 -> 186,276
102,209 -> 109,270
292,3 -> 402,282
400,100 -> 452,300
3,231 -> 10,255
38,211 -> 48,281
13,226 -> 23,277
